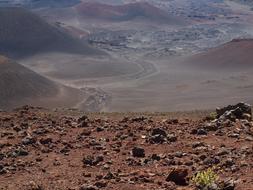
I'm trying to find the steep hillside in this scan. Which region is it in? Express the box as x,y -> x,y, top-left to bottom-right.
0,56 -> 85,110
76,2 -> 186,24
184,39 -> 253,69
0,56 -> 57,108
0,7 -> 99,58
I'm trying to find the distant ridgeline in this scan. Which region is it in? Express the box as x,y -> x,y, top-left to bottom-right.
229,0 -> 253,8
0,0 -> 80,8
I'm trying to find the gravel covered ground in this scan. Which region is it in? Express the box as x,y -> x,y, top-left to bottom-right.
0,105 -> 252,190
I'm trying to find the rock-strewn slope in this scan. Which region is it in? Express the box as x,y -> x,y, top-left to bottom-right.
0,104 -> 252,189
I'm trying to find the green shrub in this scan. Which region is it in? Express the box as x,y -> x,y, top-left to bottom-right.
191,168 -> 219,189
209,112 -> 217,120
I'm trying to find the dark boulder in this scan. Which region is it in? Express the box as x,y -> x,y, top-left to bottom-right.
166,168 -> 189,186
132,147 -> 145,158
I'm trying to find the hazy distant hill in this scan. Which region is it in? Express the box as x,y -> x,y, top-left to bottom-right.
0,55 -> 87,110
229,0 -> 253,7
0,7 -> 99,58
76,2 -> 186,24
0,0 -> 80,8
0,55 -> 58,108
185,39 -> 253,69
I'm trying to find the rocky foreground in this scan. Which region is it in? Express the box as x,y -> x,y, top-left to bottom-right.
0,104 -> 252,190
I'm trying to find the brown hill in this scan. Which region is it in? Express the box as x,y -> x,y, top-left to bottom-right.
0,56 -> 85,110
0,7 -> 100,58
184,39 -> 253,70
76,2 -> 185,24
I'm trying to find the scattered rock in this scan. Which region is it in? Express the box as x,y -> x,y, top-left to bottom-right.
166,168 -> 189,186
83,155 -> 104,166
196,128 -> 208,135
94,181 -> 107,188
22,136 -> 36,145
0,104 -> 251,189
132,147 -> 145,158
221,179 -> 236,190
25,181 -> 43,190
79,185 -> 98,190
78,115 -> 89,127
39,137 -> 52,145
150,128 -> 167,144
13,148 -> 29,157
131,116 -> 147,122
216,102 -> 252,121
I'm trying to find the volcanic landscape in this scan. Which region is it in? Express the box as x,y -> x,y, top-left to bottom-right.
0,0 -> 253,189
9,0 -> 253,112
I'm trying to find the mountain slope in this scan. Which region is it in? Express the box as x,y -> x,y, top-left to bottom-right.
229,0 -> 253,7
76,2 -> 186,24
0,55 -> 85,110
0,55 -> 57,108
184,39 -> 253,70
26,0 -> 80,8
0,7 -> 99,58
0,0 -> 80,8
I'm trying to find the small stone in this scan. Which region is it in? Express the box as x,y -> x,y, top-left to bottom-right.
242,113 -> 252,121
217,148 -> 230,156
78,115 -> 89,123
39,137 -> 52,145
166,168 -> 188,186
104,172 -> 115,180
245,136 -> 253,141
222,179 -> 236,190
167,134 -> 177,142
83,155 -> 104,166
151,154 -> 161,161
79,185 -> 98,190
204,123 -> 218,131
15,148 -> 29,157
78,115 -> 89,127
223,158 -> 234,168
83,155 -> 95,166
94,181 -> 107,188
26,181 -> 43,190
96,127 -> 104,132
151,128 -> 167,137
149,128 -> 167,144
81,129 -> 92,136
132,147 -> 145,158
227,133 -> 239,138
0,165 -> 7,175
197,128 -> 208,135
22,136 -> 36,145
192,141 -> 205,148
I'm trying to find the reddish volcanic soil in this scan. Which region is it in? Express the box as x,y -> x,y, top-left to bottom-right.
0,106 -> 252,190
76,2 -> 184,24
185,39 -> 253,69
